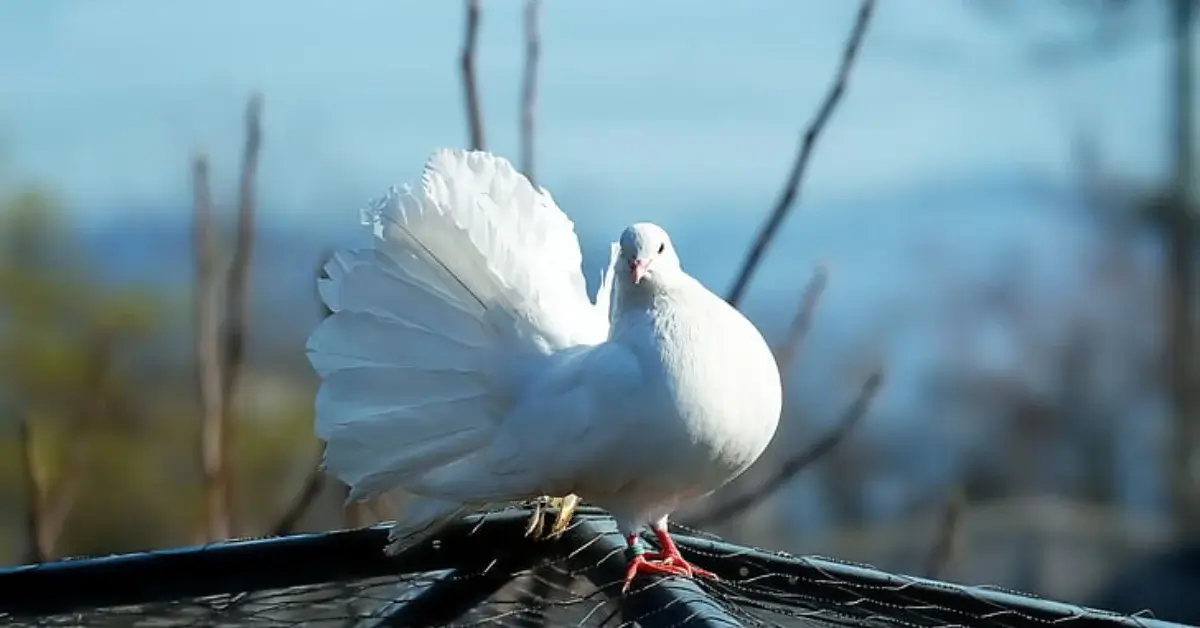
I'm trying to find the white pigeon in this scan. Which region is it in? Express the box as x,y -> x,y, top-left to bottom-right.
307,148 -> 782,591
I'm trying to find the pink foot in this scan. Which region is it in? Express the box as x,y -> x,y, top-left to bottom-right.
620,530 -> 719,593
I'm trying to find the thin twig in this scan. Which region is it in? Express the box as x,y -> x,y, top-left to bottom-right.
17,410 -> 46,564
34,471 -> 78,562
726,0 -> 875,307
221,94 -> 262,405
21,328 -> 122,561
268,251 -> 333,536
193,152 -> 229,542
36,353 -> 107,561
461,0 -> 486,151
923,486 -> 966,579
687,368 -> 884,528
210,94 -> 262,539
520,0 -> 542,184
271,447 -> 327,536
774,266 -> 829,372
18,401 -> 97,562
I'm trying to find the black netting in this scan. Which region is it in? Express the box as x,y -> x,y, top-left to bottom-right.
1,573 -> 615,627
0,506 -> 1184,628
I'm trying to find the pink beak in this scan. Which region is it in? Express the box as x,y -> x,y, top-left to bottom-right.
630,259 -> 650,284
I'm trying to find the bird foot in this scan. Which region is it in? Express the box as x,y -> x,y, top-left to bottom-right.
550,494 -> 580,537
524,494 -> 581,540
621,549 -> 718,593
524,498 -> 546,538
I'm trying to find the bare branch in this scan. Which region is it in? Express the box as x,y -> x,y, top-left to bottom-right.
18,323 -> 125,562
726,0 -> 875,308
269,252 -> 332,537
271,446 -> 327,536
17,410 -> 47,563
1167,0 -> 1200,535
33,403 -> 96,561
774,265 -> 829,372
461,0 -> 486,151
922,486 -> 966,579
206,93 -> 262,540
192,152 -> 230,542
36,459 -> 80,561
221,94 -> 262,405
18,417 -> 81,563
520,0 -> 542,185
686,368 -> 884,528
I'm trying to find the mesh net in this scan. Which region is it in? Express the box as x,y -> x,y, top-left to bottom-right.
1,571 -> 743,627
0,508 -> 1178,628
0,562 -> 833,627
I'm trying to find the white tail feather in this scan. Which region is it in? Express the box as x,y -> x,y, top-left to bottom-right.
384,498 -> 496,556
308,149 -> 614,548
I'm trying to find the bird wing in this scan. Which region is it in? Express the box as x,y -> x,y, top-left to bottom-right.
414,148 -> 611,351
593,242 -> 621,329
403,340 -> 647,502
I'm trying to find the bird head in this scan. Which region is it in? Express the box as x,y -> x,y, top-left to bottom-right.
617,222 -> 682,288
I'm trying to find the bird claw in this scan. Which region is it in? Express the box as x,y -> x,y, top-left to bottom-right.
524,499 -> 547,539
550,494 -> 580,537
621,551 -> 719,593
524,494 -> 581,540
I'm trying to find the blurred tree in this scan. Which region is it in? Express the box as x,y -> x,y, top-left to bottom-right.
0,175 -> 320,564
969,0 -> 1200,538
192,93 -> 262,542
1162,0 -> 1198,539
0,185 -> 161,562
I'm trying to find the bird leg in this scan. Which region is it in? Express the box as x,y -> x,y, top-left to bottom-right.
524,494 -> 581,539
621,527 -> 718,593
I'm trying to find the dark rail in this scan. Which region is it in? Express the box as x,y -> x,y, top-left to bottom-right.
0,506 -> 1186,628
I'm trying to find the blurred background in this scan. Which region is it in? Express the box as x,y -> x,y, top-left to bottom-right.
1,0 -> 1198,622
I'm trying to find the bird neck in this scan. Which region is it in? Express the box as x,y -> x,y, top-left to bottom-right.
609,274 -> 691,337
614,277 -> 668,311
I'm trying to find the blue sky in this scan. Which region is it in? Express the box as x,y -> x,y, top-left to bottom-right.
0,1 -> 1177,515
0,0 -> 1172,229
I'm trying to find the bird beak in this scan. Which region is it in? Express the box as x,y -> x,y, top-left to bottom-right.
630,259 -> 650,284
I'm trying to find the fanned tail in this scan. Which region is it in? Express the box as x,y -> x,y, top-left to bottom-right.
307,149 -> 610,550
383,497 -> 473,556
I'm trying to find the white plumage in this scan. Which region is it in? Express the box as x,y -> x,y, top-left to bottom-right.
307,149 -> 782,589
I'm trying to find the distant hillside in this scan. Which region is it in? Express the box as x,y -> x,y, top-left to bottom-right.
69,168 -> 1084,404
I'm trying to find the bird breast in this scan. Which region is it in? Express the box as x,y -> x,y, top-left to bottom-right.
626,288 -> 783,489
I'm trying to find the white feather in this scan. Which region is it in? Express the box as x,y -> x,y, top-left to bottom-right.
307,149 -> 613,545
311,156 -> 782,585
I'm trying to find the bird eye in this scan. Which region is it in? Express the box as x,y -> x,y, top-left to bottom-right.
657,243 -> 665,254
